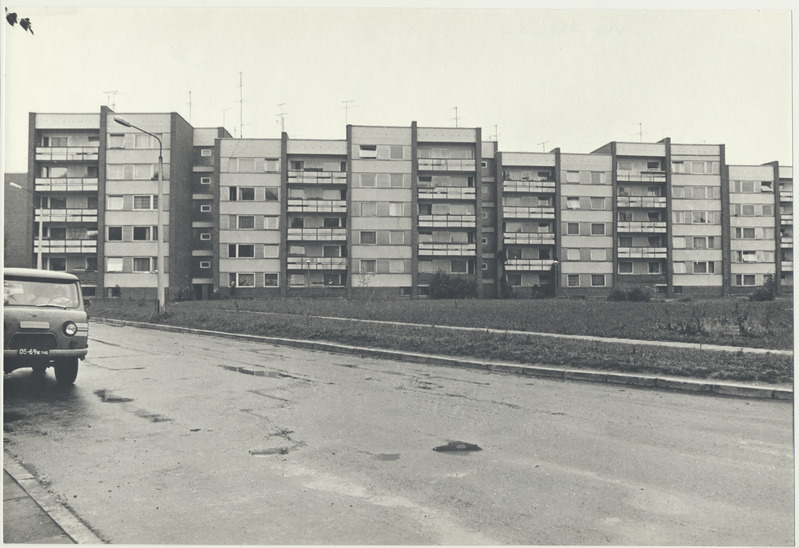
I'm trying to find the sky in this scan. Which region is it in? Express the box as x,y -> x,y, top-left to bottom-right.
1,2 -> 795,173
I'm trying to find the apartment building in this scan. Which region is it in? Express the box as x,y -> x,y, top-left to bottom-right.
10,108 -> 793,300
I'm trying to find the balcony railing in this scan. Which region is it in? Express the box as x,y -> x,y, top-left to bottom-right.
288,170 -> 348,185
35,146 -> 100,162
35,178 -> 99,192
502,206 -> 556,220
617,196 -> 667,208
287,199 -> 347,213
287,228 -> 347,241
34,239 -> 97,254
616,170 -> 667,183
418,243 -> 476,256
36,208 -> 98,223
780,237 -> 793,248
417,158 -> 476,172
417,187 -> 476,201
781,260 -> 793,272
617,247 -> 668,259
503,233 -> 555,246
502,180 -> 556,194
779,191 -> 793,202
504,259 -> 557,272
418,214 -> 476,228
287,257 -> 347,270
616,221 -> 667,233
780,213 -> 793,225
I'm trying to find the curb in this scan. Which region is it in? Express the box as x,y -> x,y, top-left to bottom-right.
92,317 -> 792,401
3,453 -> 105,544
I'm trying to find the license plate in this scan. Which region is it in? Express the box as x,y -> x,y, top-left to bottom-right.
17,349 -> 50,357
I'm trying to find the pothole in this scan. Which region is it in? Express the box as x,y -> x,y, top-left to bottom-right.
433,441 -> 482,454
95,390 -> 134,403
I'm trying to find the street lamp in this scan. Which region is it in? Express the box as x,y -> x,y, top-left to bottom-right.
114,117 -> 166,314
9,182 -> 43,269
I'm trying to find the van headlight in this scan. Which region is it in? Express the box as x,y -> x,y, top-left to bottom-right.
63,322 -> 78,336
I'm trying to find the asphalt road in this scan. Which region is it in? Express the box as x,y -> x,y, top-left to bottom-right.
3,322 -> 794,545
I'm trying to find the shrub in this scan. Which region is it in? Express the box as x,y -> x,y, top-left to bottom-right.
607,285 -> 654,302
429,271 -> 477,299
750,277 -> 776,301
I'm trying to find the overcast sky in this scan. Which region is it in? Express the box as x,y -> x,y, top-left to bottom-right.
1,3 -> 794,173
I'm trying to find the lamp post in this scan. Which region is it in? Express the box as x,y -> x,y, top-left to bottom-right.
114,117 -> 166,314
9,182 -> 43,269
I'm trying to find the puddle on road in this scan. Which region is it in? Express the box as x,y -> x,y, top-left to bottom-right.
373,453 -> 400,461
433,441 -> 482,454
95,390 -> 134,403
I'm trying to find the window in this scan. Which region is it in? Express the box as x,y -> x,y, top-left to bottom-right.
360,173 -> 376,187
735,227 -> 756,239
264,273 -> 279,287
619,262 -> 633,274
48,258 -> 66,271
237,216 -> 255,229
567,223 -> 579,235
200,176 -> 211,185
107,196 -> 124,210
263,188 -> 278,201
590,198 -> 605,210
133,226 -> 156,240
389,203 -> 404,216
741,204 -> 756,216
290,160 -> 304,171
648,262 -> 661,274
264,217 -> 279,230
619,236 -> 633,247
231,273 -> 255,287
229,187 -> 255,201
566,249 -> 580,261
736,274 -> 757,286
761,181 -> 773,192
390,174 -> 405,188
389,260 -> 405,273
109,134 -> 125,148
133,195 -> 158,210
566,171 -> 580,183
361,260 -> 376,273
693,261 -> 715,274
737,251 -> 757,263
647,161 -> 660,170
200,205 -> 212,213
133,257 -> 154,272
762,205 -> 774,216
591,223 -> 605,235
359,145 -> 378,159
567,274 -> 580,287
360,231 -> 376,244
107,257 -> 123,272
591,172 -> 604,185
86,257 -> 98,272
201,149 -> 212,157
566,197 -> 580,209
390,146 -> 404,160
451,260 -> 468,273
200,261 -> 211,269
323,246 -> 341,258
229,244 -> 255,258
263,245 -> 279,258
507,274 -> 522,286
590,249 -> 606,261
591,274 -> 606,287
107,226 -> 122,241
200,232 -> 211,241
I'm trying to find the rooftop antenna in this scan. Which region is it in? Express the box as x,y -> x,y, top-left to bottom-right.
187,91 -> 192,122
277,103 -> 287,134
238,72 -> 245,138
490,124 -> 499,142
222,107 -> 230,129
103,91 -> 119,110
633,122 -> 644,143
343,100 -> 355,125
452,106 -> 459,128
538,140 -> 550,152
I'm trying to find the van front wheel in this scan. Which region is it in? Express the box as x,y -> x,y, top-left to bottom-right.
54,358 -> 79,386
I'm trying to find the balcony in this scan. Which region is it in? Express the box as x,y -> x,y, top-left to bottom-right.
287,199 -> 347,213
418,214 -> 476,228
35,178 -> 99,192
35,146 -> 99,162
616,221 -> 667,233
417,187 -> 476,201
417,158 -> 476,172
504,259 -> 557,272
287,257 -> 347,270
35,239 -> 97,254
36,208 -> 98,223
503,233 -> 555,246
287,228 -> 347,241
418,243 -> 476,256
616,170 -> 666,183
780,213 -> 793,225
617,196 -> 667,208
503,180 -> 556,194
288,170 -> 348,185
781,261 -> 793,272
617,247 -> 668,259
502,206 -> 556,220
780,237 -> 793,248
779,191 -> 792,202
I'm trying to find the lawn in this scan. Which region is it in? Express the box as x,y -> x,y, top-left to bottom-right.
88,296 -> 795,384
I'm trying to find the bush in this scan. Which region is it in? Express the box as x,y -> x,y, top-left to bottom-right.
750,277 -> 776,301
607,285 -> 653,302
429,271 -> 477,299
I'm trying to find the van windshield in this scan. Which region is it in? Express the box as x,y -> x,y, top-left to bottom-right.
3,278 -> 81,309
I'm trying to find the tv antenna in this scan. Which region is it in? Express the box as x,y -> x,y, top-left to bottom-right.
238,72 -> 245,138
538,140 -> 550,152
451,106 -> 459,128
343,100 -> 355,125
490,124 -> 500,142
222,107 -> 230,129
187,91 -> 192,122
103,91 -> 119,110
633,122 -> 644,143
277,103 -> 287,134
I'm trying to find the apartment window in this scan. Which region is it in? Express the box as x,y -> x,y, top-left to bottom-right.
200,205 -> 212,213
389,203 -> 404,216
672,161 -> 685,173
86,257 -> 98,272
481,161 -> 489,168
619,262 -> 633,274
290,217 -> 304,229
567,274 -> 580,287
589,274 -> 605,287
390,146 -> 404,160
566,171 -> 580,183
737,251 -> 757,263
237,216 -> 255,229
390,174 -> 405,188
229,244 -> 255,258
735,227 -> 756,239
290,160 -> 304,171
230,273 -> 255,287
591,172 -> 605,185
591,223 -> 605,235
390,232 -> 405,245
762,205 -> 774,216
133,226 -> 157,241
451,260 -> 468,273
566,249 -> 580,261
200,233 -> 211,241
263,245 -> 279,258
289,245 -> 305,256
107,227 -> 122,241
200,149 -> 212,157
133,257 -> 155,272
107,196 -> 124,210
361,260 -> 376,273
693,261 -> 715,274
264,217 -> 279,230
566,197 -> 580,209
47,258 -> 66,271
590,249 -> 606,261
323,246 -> 341,258
741,204 -> 756,216
590,198 -> 605,210
264,273 -> 279,287
389,260 -> 405,274
200,176 -> 211,185
109,134 -> 125,148
507,274 -> 522,286
199,261 -> 211,269
360,173 -> 376,187
360,231 -> 376,245
761,181 -> 773,192
359,145 -> 378,159
649,262 -> 661,274
229,187 -> 256,201
567,223 -> 579,235
133,195 -> 158,210
107,257 -> 123,272
736,274 -> 757,286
